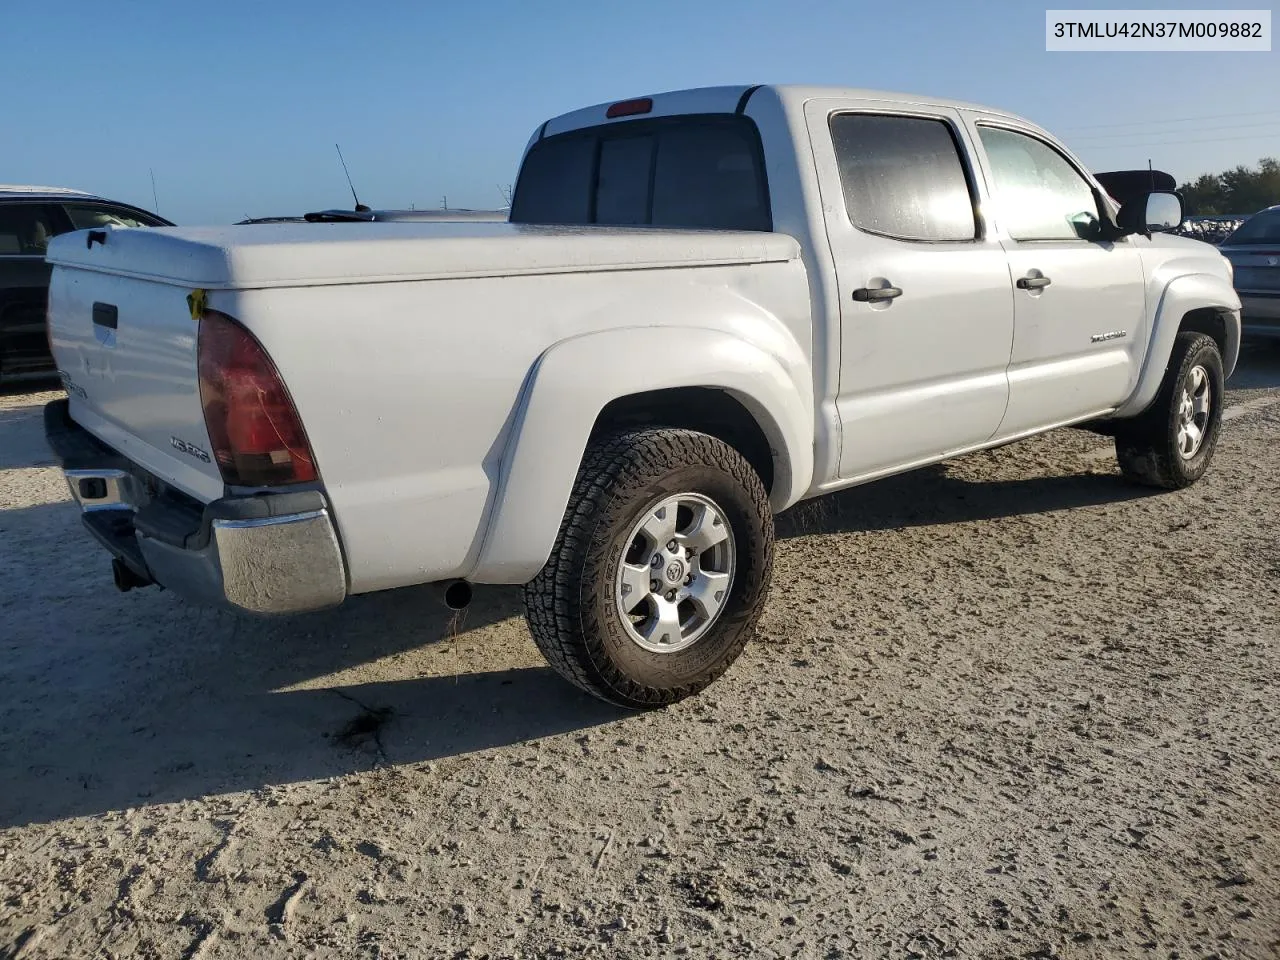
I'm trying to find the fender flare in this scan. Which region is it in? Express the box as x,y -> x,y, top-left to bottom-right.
1114,272 -> 1242,419
467,326 -> 814,584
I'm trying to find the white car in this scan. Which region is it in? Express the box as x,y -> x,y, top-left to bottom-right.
43,84 -> 1241,707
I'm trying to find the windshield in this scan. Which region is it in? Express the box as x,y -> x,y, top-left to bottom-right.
1223,209 -> 1280,245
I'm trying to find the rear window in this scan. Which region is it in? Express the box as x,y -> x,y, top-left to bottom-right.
1224,209 -> 1280,245
511,115 -> 771,231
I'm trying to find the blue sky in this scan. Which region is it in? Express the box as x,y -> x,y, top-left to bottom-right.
4,0 -> 1276,223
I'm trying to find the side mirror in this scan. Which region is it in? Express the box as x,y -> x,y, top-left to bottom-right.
1117,190 -> 1183,237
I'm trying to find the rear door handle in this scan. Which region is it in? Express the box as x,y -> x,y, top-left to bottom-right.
852,285 -> 903,302
1016,275 -> 1051,290
92,302 -> 118,329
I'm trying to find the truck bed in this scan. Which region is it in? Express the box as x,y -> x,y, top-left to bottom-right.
45,221 -> 797,289
43,221 -> 808,593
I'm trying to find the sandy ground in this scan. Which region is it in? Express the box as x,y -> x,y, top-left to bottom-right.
1,341 -> 1278,960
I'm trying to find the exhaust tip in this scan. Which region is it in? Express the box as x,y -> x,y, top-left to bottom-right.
111,557 -> 153,593
441,579 -> 472,610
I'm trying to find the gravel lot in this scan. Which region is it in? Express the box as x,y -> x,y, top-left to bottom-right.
2,341 -> 1278,960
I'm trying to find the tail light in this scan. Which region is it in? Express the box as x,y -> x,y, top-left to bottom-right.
197,310 -> 317,486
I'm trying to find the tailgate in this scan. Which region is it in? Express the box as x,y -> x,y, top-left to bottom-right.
47,259 -> 224,503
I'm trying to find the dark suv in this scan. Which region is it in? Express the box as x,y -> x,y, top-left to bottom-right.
0,186 -> 171,384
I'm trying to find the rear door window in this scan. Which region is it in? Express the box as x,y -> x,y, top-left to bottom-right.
511,115 -> 771,231
829,113 -> 978,242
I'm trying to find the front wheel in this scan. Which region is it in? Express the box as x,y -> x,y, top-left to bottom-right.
523,428 -> 774,708
1114,332 -> 1224,489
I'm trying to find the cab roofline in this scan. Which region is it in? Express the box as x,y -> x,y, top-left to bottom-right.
536,83 -> 1026,140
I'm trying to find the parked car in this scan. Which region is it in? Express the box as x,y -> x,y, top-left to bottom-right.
1218,205 -> 1280,336
42,84 -> 1240,708
1177,215 -> 1250,245
0,186 -> 171,383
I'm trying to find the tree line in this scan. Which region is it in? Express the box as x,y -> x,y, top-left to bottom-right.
1178,157 -> 1280,216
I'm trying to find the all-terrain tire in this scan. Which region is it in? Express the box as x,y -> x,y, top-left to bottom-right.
522,428 -> 774,708
1114,332 -> 1224,489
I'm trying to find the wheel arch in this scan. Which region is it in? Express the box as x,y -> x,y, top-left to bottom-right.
467,326 -> 814,584
591,387 -> 779,495
1178,305 -> 1234,366
1114,272 -> 1241,419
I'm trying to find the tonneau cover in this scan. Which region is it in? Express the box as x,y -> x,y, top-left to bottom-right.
46,222 -> 799,290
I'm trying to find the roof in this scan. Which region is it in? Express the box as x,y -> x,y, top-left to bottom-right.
539,84 -> 1026,140
0,184 -> 96,199
770,84 -> 1022,119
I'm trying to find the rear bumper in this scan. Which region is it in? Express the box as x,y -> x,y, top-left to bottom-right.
44,399 -> 347,614
1240,291 -> 1280,332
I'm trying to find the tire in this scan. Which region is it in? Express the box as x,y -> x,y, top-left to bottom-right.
1114,332 -> 1224,489
523,428 -> 774,708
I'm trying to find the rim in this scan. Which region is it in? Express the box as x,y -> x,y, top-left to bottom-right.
1176,364 -> 1212,460
613,492 -> 736,654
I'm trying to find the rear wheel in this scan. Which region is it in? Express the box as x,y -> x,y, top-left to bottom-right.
523,428 -> 774,708
1114,332 -> 1224,489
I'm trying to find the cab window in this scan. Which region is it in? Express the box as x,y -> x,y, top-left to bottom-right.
828,113 -> 978,242
977,126 -> 1101,241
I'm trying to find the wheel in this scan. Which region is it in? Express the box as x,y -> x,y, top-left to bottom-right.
1114,332 -> 1224,489
523,428 -> 774,708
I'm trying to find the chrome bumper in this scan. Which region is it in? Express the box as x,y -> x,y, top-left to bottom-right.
208,509 -> 346,614
49,401 -> 347,615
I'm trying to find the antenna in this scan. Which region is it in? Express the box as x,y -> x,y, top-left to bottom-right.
1148,158 -> 1155,192
335,144 -> 371,212
149,168 -> 160,213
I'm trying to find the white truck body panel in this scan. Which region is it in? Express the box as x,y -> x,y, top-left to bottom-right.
800,97 -> 1016,478
217,257 -> 811,592
47,267 -> 225,502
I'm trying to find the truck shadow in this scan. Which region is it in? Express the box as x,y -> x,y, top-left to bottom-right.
777,460 -> 1152,538
0,457 -> 1148,828
0,496 -> 623,828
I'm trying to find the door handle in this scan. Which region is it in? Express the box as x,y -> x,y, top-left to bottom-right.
92,302 -> 118,330
852,285 -> 903,302
1017,275 -> 1051,290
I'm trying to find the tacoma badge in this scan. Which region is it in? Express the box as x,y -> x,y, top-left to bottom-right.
170,436 -> 212,463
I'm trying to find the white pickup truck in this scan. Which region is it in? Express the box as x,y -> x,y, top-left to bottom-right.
44,84 -> 1241,708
